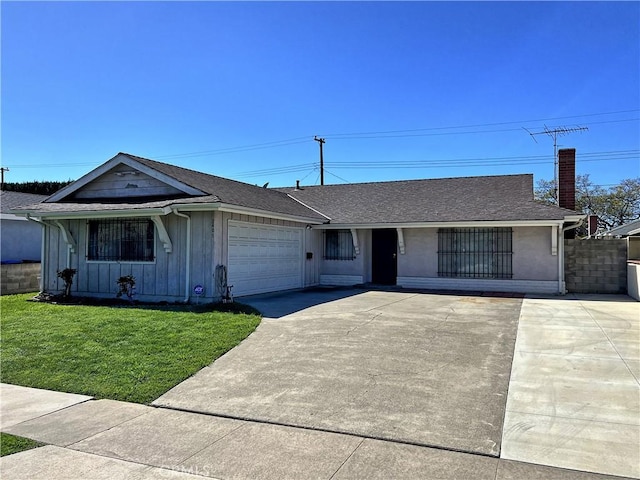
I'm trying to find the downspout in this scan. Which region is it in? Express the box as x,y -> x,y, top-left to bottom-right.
559,218 -> 585,294
26,215 -> 48,292
54,220 -> 76,269
172,209 -> 191,303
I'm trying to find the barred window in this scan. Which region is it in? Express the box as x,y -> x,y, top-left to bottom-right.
438,228 -> 512,279
88,218 -> 155,262
324,230 -> 355,260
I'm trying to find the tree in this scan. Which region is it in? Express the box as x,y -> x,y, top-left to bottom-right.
535,175 -> 640,234
2,180 -> 73,195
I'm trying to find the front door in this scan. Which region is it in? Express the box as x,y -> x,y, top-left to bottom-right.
372,229 -> 397,285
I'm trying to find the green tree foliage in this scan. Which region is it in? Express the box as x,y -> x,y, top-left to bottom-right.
2,180 -> 73,195
535,175 -> 640,234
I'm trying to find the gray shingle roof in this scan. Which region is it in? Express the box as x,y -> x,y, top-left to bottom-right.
120,153 -> 327,219
11,153 -> 581,224
1,191 -> 48,213
603,219 -> 640,237
14,154 -> 326,221
279,174 -> 579,224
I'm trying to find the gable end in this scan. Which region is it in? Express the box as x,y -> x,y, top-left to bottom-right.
47,153 -> 207,202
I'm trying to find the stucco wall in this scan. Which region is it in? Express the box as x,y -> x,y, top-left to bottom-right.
1,218 -> 43,263
397,226 -> 557,282
397,228 -> 438,276
512,226 -> 557,280
319,229 -> 371,283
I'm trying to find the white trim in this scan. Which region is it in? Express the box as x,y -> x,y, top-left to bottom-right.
320,274 -> 364,286
46,153 -> 206,202
286,194 -> 332,220
350,228 -> 360,255
397,228 -> 405,255
151,215 -> 173,253
397,277 -> 560,294
173,210 -> 191,303
53,220 -> 77,254
15,208 -> 171,220
0,213 -> 28,221
13,200 -> 324,225
316,219 -> 569,229
215,203 -> 325,225
551,225 -> 558,256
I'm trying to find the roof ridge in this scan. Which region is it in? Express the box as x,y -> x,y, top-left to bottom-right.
286,173 -> 532,189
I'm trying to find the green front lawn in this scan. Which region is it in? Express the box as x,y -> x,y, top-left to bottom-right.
0,433 -> 44,457
0,293 -> 261,404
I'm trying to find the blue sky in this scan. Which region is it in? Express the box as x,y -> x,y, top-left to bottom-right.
2,1 -> 639,188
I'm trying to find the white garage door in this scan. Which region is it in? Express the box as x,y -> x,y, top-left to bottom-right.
227,220 -> 304,297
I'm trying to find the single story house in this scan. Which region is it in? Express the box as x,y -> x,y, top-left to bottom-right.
1,191 -> 48,263
12,152 -> 584,301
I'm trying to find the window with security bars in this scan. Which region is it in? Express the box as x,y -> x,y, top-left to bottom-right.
88,218 -> 155,262
324,230 -> 355,260
438,228 -> 512,279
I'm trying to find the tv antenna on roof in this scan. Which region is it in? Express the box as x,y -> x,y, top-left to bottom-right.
524,124 -> 588,202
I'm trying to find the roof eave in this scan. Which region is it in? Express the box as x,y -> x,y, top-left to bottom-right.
15,207 -> 173,220
15,201 -> 326,225
315,219 -> 572,229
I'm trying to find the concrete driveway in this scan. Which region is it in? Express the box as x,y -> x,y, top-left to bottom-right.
154,289 -> 522,456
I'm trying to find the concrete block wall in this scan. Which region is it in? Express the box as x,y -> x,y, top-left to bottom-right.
1,263 -> 41,295
564,239 -> 627,294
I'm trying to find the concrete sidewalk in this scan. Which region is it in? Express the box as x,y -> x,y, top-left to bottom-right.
0,384 -> 628,480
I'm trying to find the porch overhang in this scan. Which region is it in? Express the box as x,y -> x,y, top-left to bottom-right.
15,201 -> 326,225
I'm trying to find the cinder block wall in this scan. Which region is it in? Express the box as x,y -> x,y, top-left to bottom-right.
0,263 -> 41,295
565,239 -> 627,294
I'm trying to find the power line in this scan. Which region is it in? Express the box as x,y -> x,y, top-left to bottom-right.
319,110 -> 639,138
323,168 -> 351,184
4,110 -> 638,168
232,150 -> 638,178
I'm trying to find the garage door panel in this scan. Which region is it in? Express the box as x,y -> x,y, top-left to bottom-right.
228,221 -> 303,296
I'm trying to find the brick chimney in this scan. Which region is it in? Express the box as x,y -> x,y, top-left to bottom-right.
558,148 -> 576,210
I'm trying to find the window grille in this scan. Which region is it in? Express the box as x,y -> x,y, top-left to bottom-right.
324,230 -> 355,260
88,218 -> 155,262
438,228 -> 512,279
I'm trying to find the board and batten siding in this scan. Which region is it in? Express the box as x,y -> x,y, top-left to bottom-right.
72,163 -> 184,200
42,213 -> 215,302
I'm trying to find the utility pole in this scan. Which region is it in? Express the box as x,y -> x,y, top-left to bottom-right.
0,167 -> 8,191
525,125 -> 588,204
314,136 -> 325,185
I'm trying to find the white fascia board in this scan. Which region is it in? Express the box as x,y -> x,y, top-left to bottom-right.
216,204 -> 326,225
46,153 -> 206,202
314,220 -> 566,230
286,194 -> 332,221
22,207 -> 172,220
563,214 -> 587,223
0,213 -> 28,221
169,201 -> 326,225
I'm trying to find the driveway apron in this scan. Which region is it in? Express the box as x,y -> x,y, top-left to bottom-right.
154,290 -> 521,456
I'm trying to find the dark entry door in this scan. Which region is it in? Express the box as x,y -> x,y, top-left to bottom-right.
372,229 -> 397,285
